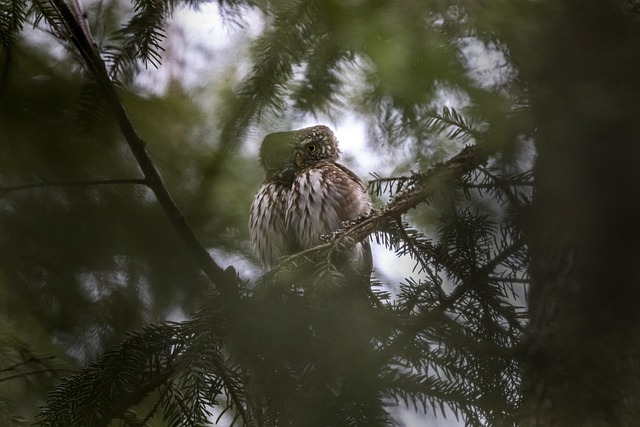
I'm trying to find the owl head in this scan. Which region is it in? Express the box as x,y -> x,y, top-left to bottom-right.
259,125 -> 341,179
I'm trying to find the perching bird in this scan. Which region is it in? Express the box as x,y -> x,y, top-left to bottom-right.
249,125 -> 372,282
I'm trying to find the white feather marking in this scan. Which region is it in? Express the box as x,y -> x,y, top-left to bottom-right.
249,182 -> 291,267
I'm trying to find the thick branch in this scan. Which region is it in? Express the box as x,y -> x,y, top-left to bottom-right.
345,145 -> 484,242
46,0 -> 237,298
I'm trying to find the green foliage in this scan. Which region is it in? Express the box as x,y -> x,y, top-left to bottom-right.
0,0 -> 538,425
0,0 -> 26,55
37,312 -> 245,427
32,158 -> 530,425
104,0 -> 208,82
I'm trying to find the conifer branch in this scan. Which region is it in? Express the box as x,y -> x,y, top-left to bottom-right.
424,106 -> 482,143
268,144 -> 487,276
436,235 -> 527,332
343,145 -> 485,242
43,0 -> 238,299
437,236 -> 524,310
388,218 -> 446,299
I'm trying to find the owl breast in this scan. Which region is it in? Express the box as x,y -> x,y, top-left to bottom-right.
287,161 -> 372,250
249,182 -> 290,267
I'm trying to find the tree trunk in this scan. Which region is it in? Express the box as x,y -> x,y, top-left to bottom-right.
520,1 -> 640,425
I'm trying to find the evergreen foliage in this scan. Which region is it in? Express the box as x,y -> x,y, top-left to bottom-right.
0,0 -> 542,425
0,0 -> 26,55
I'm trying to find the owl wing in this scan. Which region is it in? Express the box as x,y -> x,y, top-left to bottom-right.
334,162 -> 368,194
331,163 -> 373,276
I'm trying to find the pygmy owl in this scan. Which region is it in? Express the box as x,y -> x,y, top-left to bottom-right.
249,125 -> 372,281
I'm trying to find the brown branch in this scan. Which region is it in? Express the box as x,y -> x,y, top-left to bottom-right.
67,0 -> 97,51
269,144 -> 486,276
263,144 -> 526,335
46,0 -> 238,299
353,145 -> 483,236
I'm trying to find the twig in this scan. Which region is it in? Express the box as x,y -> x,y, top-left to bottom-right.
390,218 -> 446,300
0,368 -> 79,383
68,0 -> 97,51
490,277 -> 530,284
0,355 -> 56,373
138,390 -> 164,425
437,236 -> 525,311
0,178 -> 148,198
435,236 -> 527,333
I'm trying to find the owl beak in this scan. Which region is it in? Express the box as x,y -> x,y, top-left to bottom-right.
294,152 -> 303,168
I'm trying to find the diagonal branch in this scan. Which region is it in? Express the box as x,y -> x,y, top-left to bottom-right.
342,145 -> 485,243
44,0 -> 238,299
67,0 -> 96,49
267,144 -> 486,278
257,145 -> 489,309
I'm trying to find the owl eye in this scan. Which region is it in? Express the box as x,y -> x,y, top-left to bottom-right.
306,144 -> 317,153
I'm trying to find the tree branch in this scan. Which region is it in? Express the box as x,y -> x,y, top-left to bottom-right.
67,0 -> 97,51
389,218 -> 446,300
267,144 -> 486,279
0,355 -> 56,373
434,236 -> 527,334
437,236 -> 526,311
0,368 -> 79,383
45,0 -> 238,299
344,145 -> 485,243
0,178 -> 148,198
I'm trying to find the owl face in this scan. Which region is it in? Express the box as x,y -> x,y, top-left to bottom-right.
259,125 -> 340,179
291,125 -> 340,168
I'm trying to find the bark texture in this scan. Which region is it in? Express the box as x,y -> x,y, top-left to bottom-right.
521,1 -> 640,425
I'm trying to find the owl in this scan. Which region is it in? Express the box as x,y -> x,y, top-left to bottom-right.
249,125 -> 372,281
